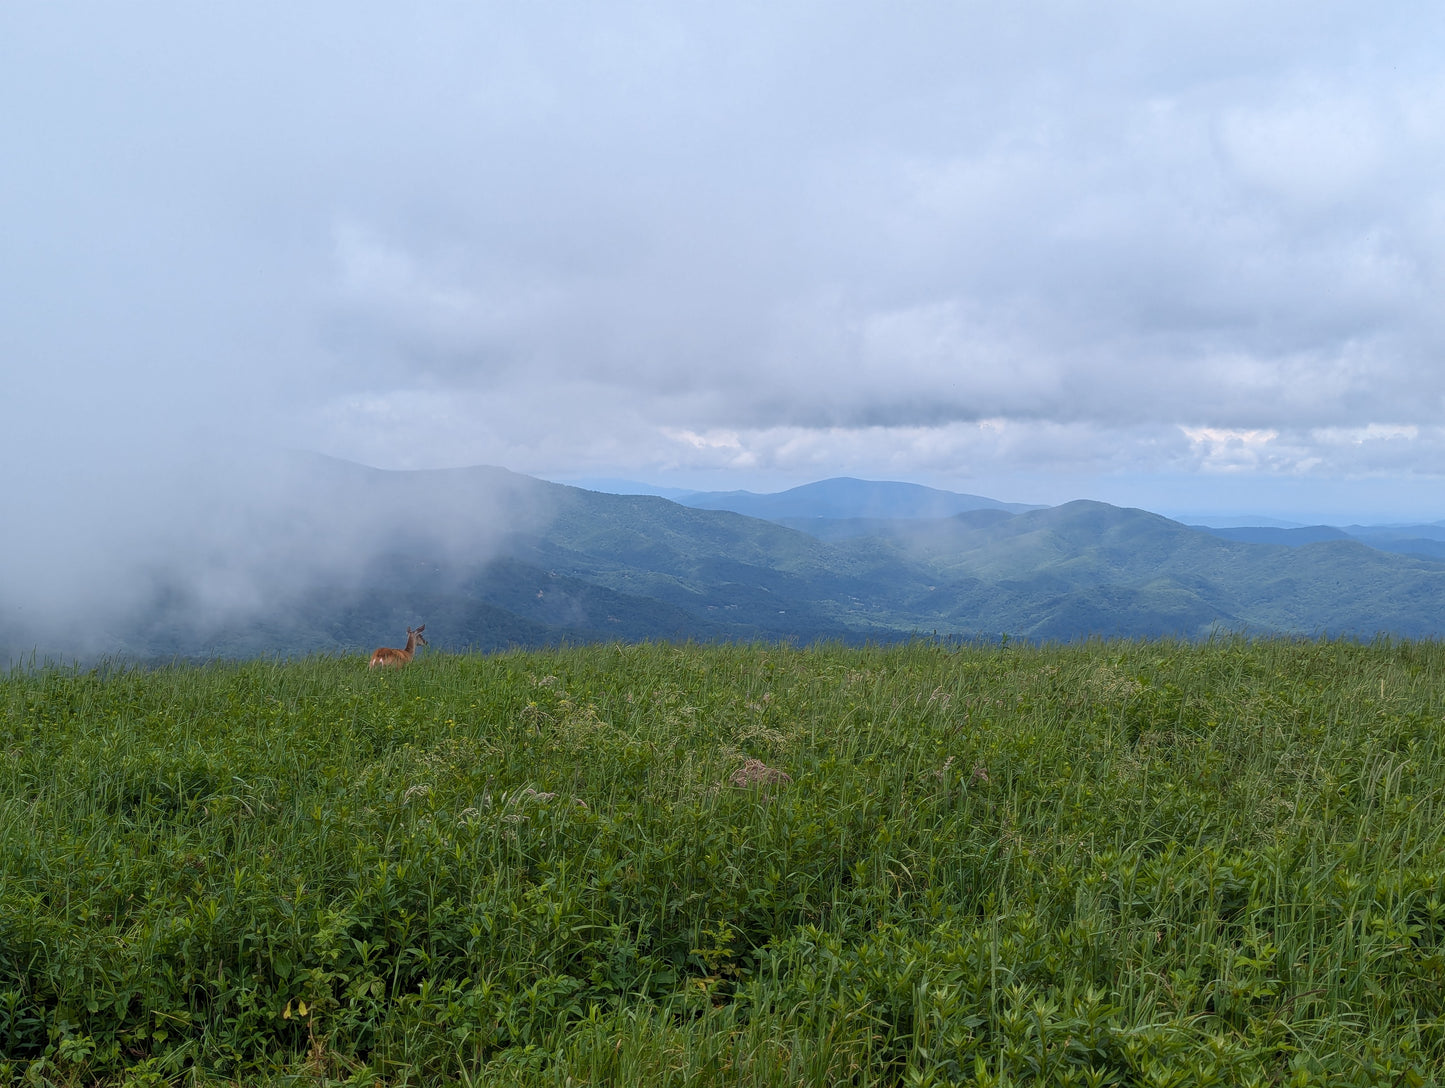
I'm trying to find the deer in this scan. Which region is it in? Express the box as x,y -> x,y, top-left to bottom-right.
369,625 -> 427,668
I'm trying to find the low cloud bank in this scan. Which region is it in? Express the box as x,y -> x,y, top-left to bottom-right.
0,449 -> 554,664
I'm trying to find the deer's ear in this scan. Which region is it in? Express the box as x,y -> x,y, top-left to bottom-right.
416,624 -> 425,632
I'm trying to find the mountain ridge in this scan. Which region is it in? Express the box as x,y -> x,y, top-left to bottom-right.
5,460 -> 1445,663
678,476 -> 1044,520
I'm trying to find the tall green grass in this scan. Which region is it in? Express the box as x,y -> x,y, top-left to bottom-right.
2,637 -> 1444,1085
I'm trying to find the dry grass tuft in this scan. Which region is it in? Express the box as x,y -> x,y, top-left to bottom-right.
728,758 -> 792,790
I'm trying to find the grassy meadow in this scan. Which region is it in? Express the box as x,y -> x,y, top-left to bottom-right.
2,637 -> 1444,1086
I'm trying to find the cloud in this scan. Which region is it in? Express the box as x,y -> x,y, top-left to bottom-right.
263,5 -> 1445,487
1220,91 -> 1384,206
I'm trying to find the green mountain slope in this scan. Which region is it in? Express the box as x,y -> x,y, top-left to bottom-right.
7,463 -> 1445,662
849,500 -> 1445,639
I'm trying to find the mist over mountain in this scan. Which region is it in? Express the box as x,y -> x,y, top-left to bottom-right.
4,459 -> 1445,666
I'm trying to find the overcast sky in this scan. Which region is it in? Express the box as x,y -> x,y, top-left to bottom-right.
4,1 -> 1445,524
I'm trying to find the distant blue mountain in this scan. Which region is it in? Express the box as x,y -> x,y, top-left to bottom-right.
679,477 -> 1043,521
552,478 -> 703,501
1191,525 -> 1353,546
1195,523 -> 1445,561
1345,523 -> 1445,541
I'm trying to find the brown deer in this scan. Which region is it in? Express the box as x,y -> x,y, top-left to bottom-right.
369,625 -> 427,668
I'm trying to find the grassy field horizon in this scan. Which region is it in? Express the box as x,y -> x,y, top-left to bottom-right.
3,637 -> 1443,1085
